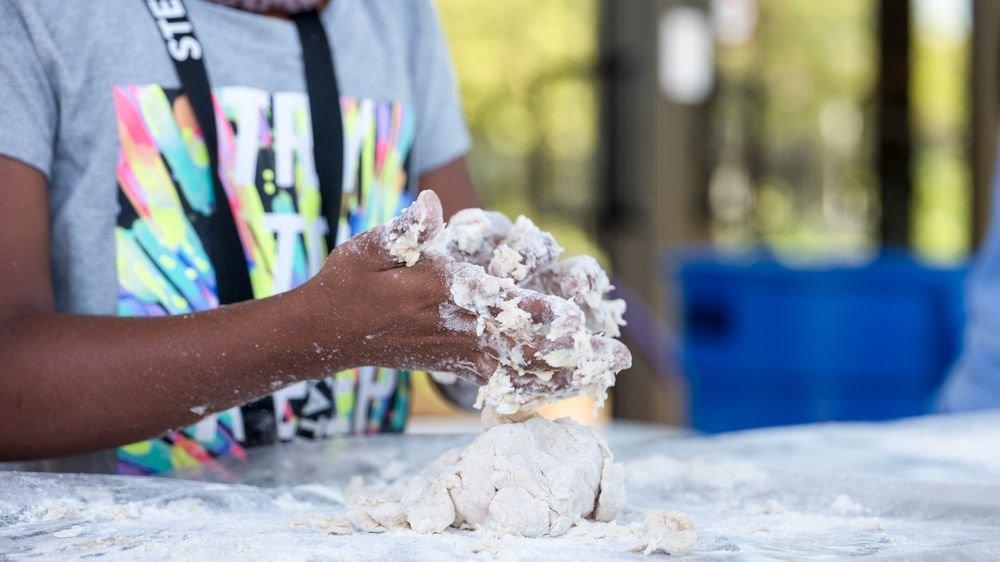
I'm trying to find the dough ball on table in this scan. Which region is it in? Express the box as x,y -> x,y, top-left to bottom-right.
346,417 -> 626,537
450,417 -> 626,536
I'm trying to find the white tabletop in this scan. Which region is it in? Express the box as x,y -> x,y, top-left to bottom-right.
2,411 -> 998,560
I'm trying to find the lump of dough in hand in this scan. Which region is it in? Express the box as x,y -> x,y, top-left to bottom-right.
440,208 -> 513,266
346,417 -> 626,537
487,216 -> 563,282
526,255 -> 627,337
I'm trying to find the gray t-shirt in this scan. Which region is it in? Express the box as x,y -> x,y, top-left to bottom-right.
0,0 -> 469,473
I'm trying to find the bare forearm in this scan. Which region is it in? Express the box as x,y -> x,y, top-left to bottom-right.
0,174 -> 478,462
0,287 -> 345,460
420,156 -> 480,218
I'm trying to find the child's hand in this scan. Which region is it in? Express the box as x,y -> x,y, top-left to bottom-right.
410,196 -> 632,414
301,191 -> 619,389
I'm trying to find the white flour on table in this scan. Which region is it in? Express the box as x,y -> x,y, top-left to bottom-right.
4,412 -> 1000,560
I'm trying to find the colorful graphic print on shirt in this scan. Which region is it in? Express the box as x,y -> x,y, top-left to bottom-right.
113,84 -> 416,475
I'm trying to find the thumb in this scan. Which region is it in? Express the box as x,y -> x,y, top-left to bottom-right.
352,189 -> 445,269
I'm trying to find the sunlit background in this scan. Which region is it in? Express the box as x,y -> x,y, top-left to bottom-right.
413,0 -> 997,431
437,0 -> 605,262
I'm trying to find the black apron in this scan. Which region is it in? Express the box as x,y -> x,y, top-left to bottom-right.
142,0 -> 344,304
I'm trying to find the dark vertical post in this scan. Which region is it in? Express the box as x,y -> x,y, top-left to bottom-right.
597,0 -> 712,425
876,0 -> 913,247
596,0 -> 622,236
598,0 -> 674,424
971,0 -> 1000,247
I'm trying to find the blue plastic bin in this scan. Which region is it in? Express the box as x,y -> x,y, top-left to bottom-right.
675,250 -> 968,433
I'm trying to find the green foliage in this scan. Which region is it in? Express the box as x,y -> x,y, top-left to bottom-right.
437,0 -> 970,263
710,0 -> 879,256
711,0 -> 970,262
910,2 -> 971,263
436,0 -> 604,261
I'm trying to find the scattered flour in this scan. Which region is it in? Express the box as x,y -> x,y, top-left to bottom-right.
830,494 -> 867,516
631,511 -> 698,556
565,511 -> 699,556
53,525 -> 84,539
312,516 -> 352,535
747,498 -> 788,515
9,413 -> 1000,559
625,455 -> 768,491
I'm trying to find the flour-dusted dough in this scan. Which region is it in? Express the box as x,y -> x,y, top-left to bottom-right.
346,416 -> 626,537
632,511 -> 698,556
525,255 -> 628,337
448,262 -> 631,417
386,195 -> 631,419
436,208 -> 513,266
487,215 -> 562,282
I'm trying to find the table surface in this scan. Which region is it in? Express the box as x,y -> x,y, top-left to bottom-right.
2,412 -> 999,561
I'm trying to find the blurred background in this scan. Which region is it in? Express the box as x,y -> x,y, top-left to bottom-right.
412,0 -> 1000,432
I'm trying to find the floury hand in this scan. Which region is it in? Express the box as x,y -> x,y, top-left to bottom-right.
382,193 -> 632,416
303,190 -> 621,390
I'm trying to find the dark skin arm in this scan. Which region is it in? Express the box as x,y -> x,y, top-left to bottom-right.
421,155 -> 480,218
0,155 -> 480,460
